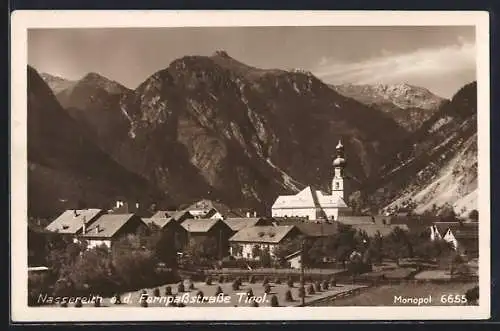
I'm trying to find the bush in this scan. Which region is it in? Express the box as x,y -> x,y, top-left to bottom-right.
307,284 -> 315,295
215,286 -> 223,296
218,275 -> 225,283
178,282 -> 185,293
165,286 -> 172,296
285,290 -> 293,302
251,301 -> 259,307
249,275 -> 255,283
322,280 -> 329,290
189,282 -> 195,290
263,277 -> 270,285
232,280 -> 240,291
287,278 -> 294,288
274,278 -> 282,284
196,290 -> 204,299
247,288 -> 254,298
205,276 -> 212,285
60,301 -> 68,307
74,298 -> 82,308
270,295 -> 279,307
177,302 -> 186,307
94,297 -> 101,307
153,288 -> 160,297
314,281 -> 321,292
330,276 -> 337,287
264,284 -> 271,294
235,277 -> 242,287
140,299 -> 148,307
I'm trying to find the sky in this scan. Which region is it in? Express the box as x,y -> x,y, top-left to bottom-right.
28,26 -> 476,98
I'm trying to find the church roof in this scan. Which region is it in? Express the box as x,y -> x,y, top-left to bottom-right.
272,186 -> 347,209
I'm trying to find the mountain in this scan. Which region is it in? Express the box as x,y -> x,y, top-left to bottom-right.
356,81 -> 477,216
46,51 -> 407,214
27,66 -> 167,217
40,73 -> 76,94
332,83 -> 446,132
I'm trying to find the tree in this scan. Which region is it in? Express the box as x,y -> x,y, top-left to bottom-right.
383,227 -> 411,264
439,203 -> 457,222
468,209 -> 479,222
66,246 -> 117,297
185,237 -> 219,262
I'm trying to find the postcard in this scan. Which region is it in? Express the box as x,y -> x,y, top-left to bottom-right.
10,10 -> 490,321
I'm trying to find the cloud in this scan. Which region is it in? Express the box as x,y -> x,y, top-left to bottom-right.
313,41 -> 476,88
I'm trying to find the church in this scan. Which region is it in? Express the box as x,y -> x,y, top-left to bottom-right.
271,140 -> 351,221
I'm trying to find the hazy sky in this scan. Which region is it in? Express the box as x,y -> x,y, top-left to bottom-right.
28,26 -> 476,98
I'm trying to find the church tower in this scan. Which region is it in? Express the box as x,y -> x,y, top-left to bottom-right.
332,139 -> 346,199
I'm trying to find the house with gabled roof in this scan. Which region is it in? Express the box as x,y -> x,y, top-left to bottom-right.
229,225 -> 300,259
181,218 -> 234,258
223,217 -> 271,232
80,213 -> 147,250
185,199 -> 243,220
143,217 -> 189,250
433,222 -> 478,256
45,209 -> 105,236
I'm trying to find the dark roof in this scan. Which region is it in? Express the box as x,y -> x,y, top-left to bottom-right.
223,217 -> 266,231
338,216 -> 375,225
352,224 -> 409,237
181,218 -> 227,233
295,223 -> 339,237
284,250 -> 302,260
229,225 -> 297,244
46,209 -> 103,234
143,217 -> 175,229
82,213 -> 141,238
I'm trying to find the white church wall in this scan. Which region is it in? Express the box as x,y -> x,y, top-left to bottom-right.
322,207 -> 339,221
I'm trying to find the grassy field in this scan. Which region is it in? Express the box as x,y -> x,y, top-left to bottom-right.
313,282 -> 478,306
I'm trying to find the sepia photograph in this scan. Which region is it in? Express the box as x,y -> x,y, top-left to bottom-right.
10,10 -> 490,321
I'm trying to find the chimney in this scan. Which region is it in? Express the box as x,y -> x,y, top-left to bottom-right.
73,210 -> 78,217
253,211 -> 257,217
95,224 -> 100,234
116,200 -> 121,209
246,212 -> 250,218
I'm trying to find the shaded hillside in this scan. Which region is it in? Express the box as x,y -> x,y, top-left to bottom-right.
332,83 -> 445,132
357,81 -> 477,216
49,51 -> 407,213
27,66 -> 167,218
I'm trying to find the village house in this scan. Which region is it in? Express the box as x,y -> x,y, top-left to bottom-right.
271,140 -> 352,221
181,218 -> 234,258
184,199 -> 243,220
284,250 -> 302,269
143,217 -> 189,250
79,213 -> 147,250
432,222 -> 479,256
228,225 -> 301,259
45,208 -> 105,236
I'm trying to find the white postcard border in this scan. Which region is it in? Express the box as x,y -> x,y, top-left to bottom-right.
10,10 -> 491,321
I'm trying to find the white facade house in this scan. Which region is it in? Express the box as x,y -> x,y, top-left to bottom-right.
271,140 -> 349,221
